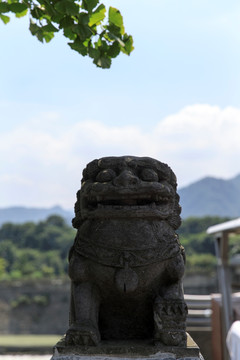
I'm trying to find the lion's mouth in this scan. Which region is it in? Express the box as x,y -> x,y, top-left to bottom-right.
86,194 -> 170,209
80,192 -> 173,219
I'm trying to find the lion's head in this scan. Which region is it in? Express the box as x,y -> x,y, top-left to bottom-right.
72,156 -> 181,230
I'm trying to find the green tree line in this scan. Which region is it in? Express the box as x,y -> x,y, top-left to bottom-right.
179,216 -> 240,274
0,215 -> 75,280
0,215 -> 239,280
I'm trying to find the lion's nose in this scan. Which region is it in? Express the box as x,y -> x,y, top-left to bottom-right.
113,170 -> 140,187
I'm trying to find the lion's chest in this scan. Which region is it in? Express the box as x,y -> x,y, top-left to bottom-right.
74,219 -> 180,268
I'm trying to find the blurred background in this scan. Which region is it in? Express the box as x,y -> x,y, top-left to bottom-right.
1,1 -> 240,359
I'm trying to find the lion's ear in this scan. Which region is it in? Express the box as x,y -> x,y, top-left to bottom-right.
167,195 -> 181,230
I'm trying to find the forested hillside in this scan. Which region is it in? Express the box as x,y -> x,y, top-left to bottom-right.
0,215 -> 239,280
0,215 -> 75,280
179,174 -> 240,218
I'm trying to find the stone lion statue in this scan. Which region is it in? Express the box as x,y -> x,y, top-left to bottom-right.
65,156 -> 187,347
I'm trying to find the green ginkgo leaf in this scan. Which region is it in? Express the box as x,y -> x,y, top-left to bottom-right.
0,13 -> 10,23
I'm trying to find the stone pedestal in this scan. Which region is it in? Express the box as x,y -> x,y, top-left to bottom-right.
51,334 -> 204,360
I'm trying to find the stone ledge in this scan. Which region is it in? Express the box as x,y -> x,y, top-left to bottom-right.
51,334 -> 204,360
51,355 -> 204,360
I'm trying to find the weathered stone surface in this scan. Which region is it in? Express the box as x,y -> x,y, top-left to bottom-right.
65,156 -> 188,348
52,356 -> 203,360
0,280 -> 70,335
52,334 -> 204,359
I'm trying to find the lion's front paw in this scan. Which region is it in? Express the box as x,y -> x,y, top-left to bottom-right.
65,322 -> 100,346
154,298 -> 188,346
156,330 -> 187,347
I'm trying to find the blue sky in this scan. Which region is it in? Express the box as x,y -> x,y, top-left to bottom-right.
1,0 -> 240,209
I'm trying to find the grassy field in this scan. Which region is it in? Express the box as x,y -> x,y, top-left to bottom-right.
0,335 -> 61,347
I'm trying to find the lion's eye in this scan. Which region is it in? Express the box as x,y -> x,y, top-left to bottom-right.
140,168 -> 158,182
96,169 -> 116,182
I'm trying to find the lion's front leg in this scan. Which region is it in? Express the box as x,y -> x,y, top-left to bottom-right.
154,295 -> 188,346
66,282 -> 101,346
153,254 -> 188,346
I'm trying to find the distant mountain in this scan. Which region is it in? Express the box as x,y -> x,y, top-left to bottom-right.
1,174 -> 240,224
178,174 -> 240,218
0,206 -> 74,226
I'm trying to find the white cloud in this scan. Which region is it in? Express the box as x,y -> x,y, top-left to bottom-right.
153,104 -> 240,187
1,104 -> 240,208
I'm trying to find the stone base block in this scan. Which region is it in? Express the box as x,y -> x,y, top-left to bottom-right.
51,334 -> 204,360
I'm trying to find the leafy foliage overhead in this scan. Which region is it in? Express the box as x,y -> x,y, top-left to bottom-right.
0,0 -> 134,68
